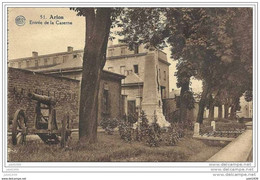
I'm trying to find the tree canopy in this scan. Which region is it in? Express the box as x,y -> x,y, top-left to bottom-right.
118,8 -> 253,123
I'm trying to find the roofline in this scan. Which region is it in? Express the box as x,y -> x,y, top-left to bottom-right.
122,82 -> 144,87
35,67 -> 126,80
9,50 -> 84,62
8,67 -> 80,82
34,66 -> 82,73
107,52 -> 147,60
159,58 -> 171,66
102,70 -> 126,79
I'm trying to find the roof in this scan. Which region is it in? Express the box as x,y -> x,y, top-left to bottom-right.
9,50 -> 84,62
123,73 -> 143,84
33,57 -> 125,80
8,67 -> 80,83
34,56 -> 82,73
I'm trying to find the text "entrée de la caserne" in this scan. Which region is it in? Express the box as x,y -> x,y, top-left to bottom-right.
29,15 -> 72,25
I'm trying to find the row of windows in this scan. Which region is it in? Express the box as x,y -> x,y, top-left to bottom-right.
108,64 -> 167,80
108,64 -> 139,75
108,45 -> 139,57
9,54 -> 76,68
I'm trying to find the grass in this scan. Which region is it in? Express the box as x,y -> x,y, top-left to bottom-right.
8,130 -> 225,162
200,118 -> 246,133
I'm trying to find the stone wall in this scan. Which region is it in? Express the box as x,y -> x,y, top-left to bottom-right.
8,68 -> 80,130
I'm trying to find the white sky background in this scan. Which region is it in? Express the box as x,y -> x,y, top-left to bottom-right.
8,7 -> 202,93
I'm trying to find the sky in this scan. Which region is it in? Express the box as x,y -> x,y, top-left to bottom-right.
8,7 -> 202,92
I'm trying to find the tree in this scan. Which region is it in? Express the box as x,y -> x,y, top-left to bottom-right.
71,8 -> 119,144
175,61 -> 196,122
118,8 -> 252,124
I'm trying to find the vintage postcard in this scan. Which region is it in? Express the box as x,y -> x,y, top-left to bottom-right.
1,2 -> 258,180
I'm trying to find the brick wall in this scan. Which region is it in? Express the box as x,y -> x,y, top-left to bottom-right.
8,68 -> 80,130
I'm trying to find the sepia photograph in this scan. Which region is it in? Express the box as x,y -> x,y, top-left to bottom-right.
1,1 -> 258,180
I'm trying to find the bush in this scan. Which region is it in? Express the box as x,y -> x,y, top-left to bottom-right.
128,113 -> 138,124
118,120 -> 134,142
146,121 -> 161,147
118,111 -> 188,147
118,115 -> 134,142
167,110 -> 180,124
144,113 -> 162,147
163,124 -> 179,146
138,111 -> 149,141
100,118 -> 118,135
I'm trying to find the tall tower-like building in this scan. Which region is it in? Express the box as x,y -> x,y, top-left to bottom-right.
105,44 -> 171,126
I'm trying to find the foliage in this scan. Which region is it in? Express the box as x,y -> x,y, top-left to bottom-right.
139,111 -> 149,141
167,109 -> 180,124
127,113 -> 138,124
145,114 -> 162,147
118,8 -> 252,124
118,115 -> 134,142
163,124 -> 180,146
71,7 -> 252,143
118,120 -> 134,142
244,90 -> 253,102
100,118 -> 118,135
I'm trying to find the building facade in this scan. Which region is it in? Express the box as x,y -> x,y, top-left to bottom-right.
8,47 -> 125,124
104,43 -> 170,126
9,43 -> 171,126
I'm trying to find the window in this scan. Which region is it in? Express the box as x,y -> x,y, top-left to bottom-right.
128,100 -> 136,115
121,47 -> 126,56
44,58 -> 48,66
120,66 -> 126,75
134,65 -> 138,74
18,62 -> 22,68
53,57 -> 58,65
164,71 -> 166,80
73,54 -> 77,59
26,60 -> 30,68
108,49 -> 114,57
35,60 -> 38,67
63,56 -> 68,63
159,69 -> 161,78
108,67 -> 114,72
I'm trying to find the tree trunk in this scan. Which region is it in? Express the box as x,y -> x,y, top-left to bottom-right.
218,104 -> 222,119
209,103 -> 214,121
79,8 -> 112,145
229,105 -> 236,120
224,104 -> 229,119
208,94 -> 214,121
179,81 -> 189,122
197,82 -> 209,124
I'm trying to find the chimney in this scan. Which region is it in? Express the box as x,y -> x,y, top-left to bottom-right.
67,46 -> 73,52
32,51 -> 38,57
